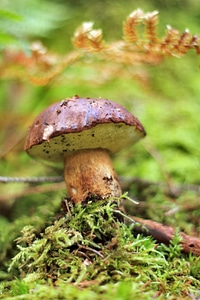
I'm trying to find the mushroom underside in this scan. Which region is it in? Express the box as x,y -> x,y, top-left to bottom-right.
26,122 -> 144,162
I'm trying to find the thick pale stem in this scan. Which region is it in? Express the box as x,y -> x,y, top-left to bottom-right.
64,149 -> 122,204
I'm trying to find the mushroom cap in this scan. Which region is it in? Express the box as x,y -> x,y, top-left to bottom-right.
25,96 -> 146,162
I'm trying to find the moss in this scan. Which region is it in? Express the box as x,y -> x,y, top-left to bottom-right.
0,191 -> 62,280
0,195 -> 198,299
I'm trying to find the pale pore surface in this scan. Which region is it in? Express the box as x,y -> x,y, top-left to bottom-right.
27,122 -> 143,162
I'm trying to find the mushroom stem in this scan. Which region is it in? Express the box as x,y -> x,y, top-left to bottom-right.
64,149 -> 122,204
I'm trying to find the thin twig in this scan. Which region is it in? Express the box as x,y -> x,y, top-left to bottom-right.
132,216 -> 200,256
1,175 -> 200,197
0,176 -> 64,183
78,244 -> 104,258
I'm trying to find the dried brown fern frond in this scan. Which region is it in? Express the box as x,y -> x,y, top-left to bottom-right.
175,29 -> 193,55
159,26 -> 200,57
160,26 -> 190,56
1,42 -> 81,86
143,11 -> 159,46
190,34 -> 200,55
123,8 -> 144,43
159,25 -> 180,56
123,9 -> 159,46
122,9 -> 200,59
28,51 -> 81,86
73,22 -> 105,51
0,9 -> 199,86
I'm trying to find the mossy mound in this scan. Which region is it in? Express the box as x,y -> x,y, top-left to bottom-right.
1,196 -> 199,299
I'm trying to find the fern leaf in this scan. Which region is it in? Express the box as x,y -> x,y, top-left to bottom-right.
73,22 -> 104,51
143,11 -> 159,45
123,9 -> 144,43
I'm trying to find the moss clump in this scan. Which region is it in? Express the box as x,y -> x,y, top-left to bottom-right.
2,196 -> 198,299
0,192 -> 62,281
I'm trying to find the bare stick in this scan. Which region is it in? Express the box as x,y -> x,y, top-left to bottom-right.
1,175 -> 200,196
132,216 -> 200,256
0,176 -> 64,183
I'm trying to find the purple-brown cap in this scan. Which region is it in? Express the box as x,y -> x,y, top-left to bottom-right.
25,96 -> 146,162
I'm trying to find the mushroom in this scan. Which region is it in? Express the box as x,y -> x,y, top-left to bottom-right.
25,96 -> 146,204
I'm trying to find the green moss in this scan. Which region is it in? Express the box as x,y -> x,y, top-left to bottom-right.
0,196 -> 198,299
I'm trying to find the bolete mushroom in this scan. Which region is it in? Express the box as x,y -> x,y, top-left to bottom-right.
25,96 -> 146,204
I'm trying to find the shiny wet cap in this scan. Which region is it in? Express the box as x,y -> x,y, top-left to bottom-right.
25,96 -> 146,161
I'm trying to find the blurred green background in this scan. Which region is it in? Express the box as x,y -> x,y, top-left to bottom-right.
0,2 -> 200,297
0,0 -> 200,223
